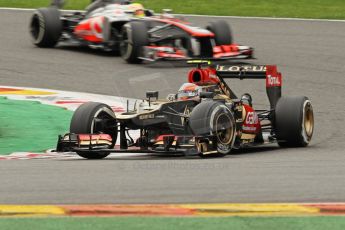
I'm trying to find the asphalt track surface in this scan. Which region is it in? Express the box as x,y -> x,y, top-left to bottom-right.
0,9 -> 345,204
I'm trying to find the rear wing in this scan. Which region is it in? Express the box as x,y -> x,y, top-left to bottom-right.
216,65 -> 281,83
216,65 -> 282,108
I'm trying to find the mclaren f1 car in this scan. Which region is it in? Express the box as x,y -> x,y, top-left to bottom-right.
56,60 -> 314,159
30,0 -> 254,63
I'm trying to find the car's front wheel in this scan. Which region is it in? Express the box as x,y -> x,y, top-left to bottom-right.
189,101 -> 236,157
206,20 -> 233,45
30,7 -> 62,48
70,102 -> 118,159
120,21 -> 148,64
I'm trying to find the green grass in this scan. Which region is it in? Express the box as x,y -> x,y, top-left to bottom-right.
0,0 -> 344,19
0,97 -> 72,155
0,216 -> 345,230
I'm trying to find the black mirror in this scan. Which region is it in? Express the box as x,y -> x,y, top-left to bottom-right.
200,92 -> 214,99
146,91 -> 159,107
146,91 -> 159,100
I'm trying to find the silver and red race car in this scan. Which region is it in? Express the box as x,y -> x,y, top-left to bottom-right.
57,61 -> 314,159
30,0 -> 254,63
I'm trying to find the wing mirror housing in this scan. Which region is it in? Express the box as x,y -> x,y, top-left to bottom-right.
200,92 -> 214,99
162,9 -> 173,14
146,91 -> 159,106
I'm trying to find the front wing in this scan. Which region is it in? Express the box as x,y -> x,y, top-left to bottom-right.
140,44 -> 254,62
56,133 -> 222,157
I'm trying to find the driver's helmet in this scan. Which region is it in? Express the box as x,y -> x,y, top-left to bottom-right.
129,3 -> 145,17
177,83 -> 202,101
241,93 -> 253,107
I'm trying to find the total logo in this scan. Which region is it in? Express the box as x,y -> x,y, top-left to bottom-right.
267,75 -> 281,87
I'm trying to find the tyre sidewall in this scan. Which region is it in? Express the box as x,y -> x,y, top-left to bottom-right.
120,21 -> 148,63
210,105 -> 236,155
189,101 -> 236,155
275,96 -> 314,147
70,102 -> 117,141
30,7 -> 62,47
70,102 -> 117,159
207,20 -> 233,45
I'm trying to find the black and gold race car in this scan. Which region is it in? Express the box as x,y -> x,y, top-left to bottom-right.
56,61 -> 314,159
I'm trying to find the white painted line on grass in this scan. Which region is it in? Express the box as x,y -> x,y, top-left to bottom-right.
1,7 -> 344,22
175,13 -> 345,22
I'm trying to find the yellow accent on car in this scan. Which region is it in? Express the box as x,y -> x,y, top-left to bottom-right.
187,60 -> 212,65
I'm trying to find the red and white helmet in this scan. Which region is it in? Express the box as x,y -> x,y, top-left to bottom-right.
177,83 -> 202,100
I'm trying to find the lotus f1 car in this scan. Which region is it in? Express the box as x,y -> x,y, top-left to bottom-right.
30,0 -> 253,63
56,61 -> 314,159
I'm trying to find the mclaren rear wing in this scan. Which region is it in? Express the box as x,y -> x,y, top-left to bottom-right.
216,65 -> 282,109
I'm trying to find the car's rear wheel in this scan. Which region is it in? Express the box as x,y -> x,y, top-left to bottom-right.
274,96 -> 314,147
30,7 -> 62,48
206,20 -> 233,45
120,21 -> 148,64
70,102 -> 118,159
189,101 -> 236,157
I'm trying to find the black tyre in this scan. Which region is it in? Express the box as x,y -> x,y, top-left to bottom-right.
120,21 -> 148,64
30,7 -> 62,48
189,101 -> 236,157
70,102 -> 118,159
275,96 -> 314,147
206,20 -> 233,45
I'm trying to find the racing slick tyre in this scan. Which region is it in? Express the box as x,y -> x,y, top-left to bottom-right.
206,20 -> 233,45
189,101 -> 236,157
70,102 -> 118,159
120,21 -> 148,64
30,7 -> 62,48
274,96 -> 314,147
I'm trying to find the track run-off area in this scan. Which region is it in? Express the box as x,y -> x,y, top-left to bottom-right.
0,9 -> 345,205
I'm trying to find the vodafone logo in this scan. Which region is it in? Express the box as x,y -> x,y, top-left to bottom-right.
267,75 -> 281,87
91,16 -> 104,39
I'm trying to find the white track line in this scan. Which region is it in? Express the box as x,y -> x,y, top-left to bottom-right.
0,7 -> 344,22
0,7 -> 78,13
0,85 -> 143,159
